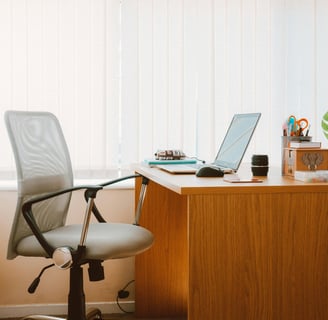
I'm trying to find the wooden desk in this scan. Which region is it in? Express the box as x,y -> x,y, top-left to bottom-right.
134,165 -> 328,320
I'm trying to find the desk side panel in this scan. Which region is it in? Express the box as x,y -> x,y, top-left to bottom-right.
135,179 -> 188,317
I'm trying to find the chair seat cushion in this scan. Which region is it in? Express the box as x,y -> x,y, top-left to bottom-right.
16,223 -> 154,260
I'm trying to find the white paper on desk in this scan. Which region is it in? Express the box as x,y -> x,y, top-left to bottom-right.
224,177 -> 263,183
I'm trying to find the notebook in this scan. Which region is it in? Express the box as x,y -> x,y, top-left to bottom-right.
156,112 -> 261,174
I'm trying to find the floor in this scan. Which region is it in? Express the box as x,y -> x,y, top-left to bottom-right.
4,315 -> 185,320
105,315 -> 185,320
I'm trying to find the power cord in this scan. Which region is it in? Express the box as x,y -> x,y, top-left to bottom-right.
116,280 -> 135,313
188,156 -> 206,164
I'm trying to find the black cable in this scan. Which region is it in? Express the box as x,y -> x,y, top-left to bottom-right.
116,280 -> 135,314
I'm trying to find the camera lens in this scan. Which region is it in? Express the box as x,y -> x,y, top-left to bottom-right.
251,155 -> 269,176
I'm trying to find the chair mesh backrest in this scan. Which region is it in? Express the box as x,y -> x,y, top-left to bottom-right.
5,111 -> 74,259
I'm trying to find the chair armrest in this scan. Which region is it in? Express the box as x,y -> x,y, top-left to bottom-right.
98,174 -> 141,188
22,185 -> 103,257
84,174 -> 149,225
85,174 -> 144,223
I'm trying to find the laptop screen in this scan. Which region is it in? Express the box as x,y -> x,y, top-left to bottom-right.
213,113 -> 261,171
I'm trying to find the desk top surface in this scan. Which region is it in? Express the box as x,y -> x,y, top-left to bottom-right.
134,163 -> 328,195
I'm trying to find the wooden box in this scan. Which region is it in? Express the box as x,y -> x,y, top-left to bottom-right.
282,148 -> 328,176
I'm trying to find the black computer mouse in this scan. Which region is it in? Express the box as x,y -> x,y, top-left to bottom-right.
195,165 -> 224,177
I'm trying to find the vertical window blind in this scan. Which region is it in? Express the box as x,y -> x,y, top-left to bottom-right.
1,0 -> 328,179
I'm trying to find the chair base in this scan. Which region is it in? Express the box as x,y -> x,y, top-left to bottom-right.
20,308 -> 102,320
20,265 -> 103,320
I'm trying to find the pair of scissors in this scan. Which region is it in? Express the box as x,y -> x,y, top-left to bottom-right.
296,117 -> 309,136
287,115 -> 309,136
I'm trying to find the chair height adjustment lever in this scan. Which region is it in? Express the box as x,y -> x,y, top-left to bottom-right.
28,263 -> 55,294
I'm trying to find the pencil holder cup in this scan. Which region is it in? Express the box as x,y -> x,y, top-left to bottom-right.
251,154 -> 269,176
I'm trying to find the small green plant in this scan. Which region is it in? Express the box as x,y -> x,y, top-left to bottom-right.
321,112 -> 328,140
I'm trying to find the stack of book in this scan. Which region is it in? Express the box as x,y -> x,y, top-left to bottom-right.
289,141 -> 321,148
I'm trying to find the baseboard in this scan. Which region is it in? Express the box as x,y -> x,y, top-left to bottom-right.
0,301 -> 135,318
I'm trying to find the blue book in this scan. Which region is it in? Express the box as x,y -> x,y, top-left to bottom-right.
144,158 -> 198,165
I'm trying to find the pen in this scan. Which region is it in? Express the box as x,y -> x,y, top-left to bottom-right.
305,124 -> 311,136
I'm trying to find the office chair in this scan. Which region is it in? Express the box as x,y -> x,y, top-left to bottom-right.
5,110 -> 154,320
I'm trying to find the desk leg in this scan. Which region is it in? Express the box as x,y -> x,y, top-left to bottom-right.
135,180 -> 188,318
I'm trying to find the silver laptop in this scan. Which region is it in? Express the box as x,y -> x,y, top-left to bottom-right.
157,113 -> 261,174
